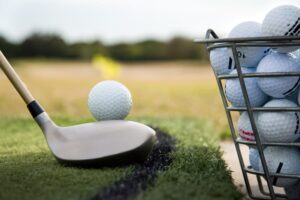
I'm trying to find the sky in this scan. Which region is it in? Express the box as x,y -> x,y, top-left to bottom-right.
0,0 -> 299,44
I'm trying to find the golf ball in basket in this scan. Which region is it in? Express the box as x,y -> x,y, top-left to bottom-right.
259,146 -> 300,187
257,52 -> 300,98
88,80 -> 132,120
257,99 -> 300,143
225,68 -> 268,107
209,48 -> 235,75
228,21 -> 269,67
262,5 -> 300,53
249,148 -> 260,171
238,112 -> 259,142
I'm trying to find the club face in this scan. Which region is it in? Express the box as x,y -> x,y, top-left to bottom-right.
35,113 -> 156,166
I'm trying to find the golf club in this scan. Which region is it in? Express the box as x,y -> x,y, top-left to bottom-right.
0,51 -> 156,166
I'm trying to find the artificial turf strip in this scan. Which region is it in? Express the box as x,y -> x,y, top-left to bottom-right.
0,116 -> 243,200
92,129 -> 175,200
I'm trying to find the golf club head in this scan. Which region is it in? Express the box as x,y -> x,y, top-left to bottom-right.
35,112 -> 156,166
0,52 -> 156,167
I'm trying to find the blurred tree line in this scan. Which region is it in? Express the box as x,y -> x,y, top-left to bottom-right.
0,33 -> 208,61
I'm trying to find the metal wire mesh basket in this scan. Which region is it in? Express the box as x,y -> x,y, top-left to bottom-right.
195,29 -> 300,199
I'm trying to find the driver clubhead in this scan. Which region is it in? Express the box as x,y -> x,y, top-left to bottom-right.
35,113 -> 156,167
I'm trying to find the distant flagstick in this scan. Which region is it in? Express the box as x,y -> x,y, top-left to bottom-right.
92,55 -> 121,79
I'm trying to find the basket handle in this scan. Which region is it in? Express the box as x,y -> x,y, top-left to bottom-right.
205,29 -> 219,40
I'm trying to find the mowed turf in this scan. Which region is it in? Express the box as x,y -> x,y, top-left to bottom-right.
0,116 -> 242,200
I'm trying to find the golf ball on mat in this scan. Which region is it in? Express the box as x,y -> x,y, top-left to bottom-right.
238,112 -> 259,142
259,146 -> 300,187
225,68 -> 268,107
88,80 -> 132,121
209,48 -> 235,75
228,21 -> 269,67
262,5 -> 300,53
257,52 -> 300,98
257,99 -> 300,143
249,148 -> 260,171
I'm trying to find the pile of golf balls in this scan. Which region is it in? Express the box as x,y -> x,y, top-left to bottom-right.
88,80 -> 132,121
209,4 -> 300,190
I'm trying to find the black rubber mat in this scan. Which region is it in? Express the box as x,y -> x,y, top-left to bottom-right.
92,128 -> 175,200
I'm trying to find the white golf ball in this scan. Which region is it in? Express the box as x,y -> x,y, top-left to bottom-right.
209,48 -> 235,75
259,146 -> 300,187
257,99 -> 300,143
262,5 -> 300,53
249,148 -> 261,171
225,68 -> 269,107
228,21 -> 269,67
257,52 -> 300,98
238,112 -> 259,142
88,80 -> 132,121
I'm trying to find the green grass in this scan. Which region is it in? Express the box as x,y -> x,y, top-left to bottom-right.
0,116 -> 242,200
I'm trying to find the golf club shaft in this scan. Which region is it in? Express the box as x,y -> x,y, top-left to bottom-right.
0,51 -> 35,104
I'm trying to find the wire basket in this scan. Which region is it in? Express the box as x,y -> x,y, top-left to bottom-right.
195,29 -> 300,199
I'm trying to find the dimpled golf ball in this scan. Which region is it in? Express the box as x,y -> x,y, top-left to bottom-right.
257,99 -> 300,143
257,52 -> 300,98
238,112 -> 259,142
249,148 -> 261,171
228,21 -> 269,67
225,68 -> 268,107
88,80 -> 132,121
259,146 -> 300,187
209,48 -> 235,75
262,5 -> 300,53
